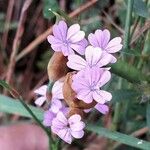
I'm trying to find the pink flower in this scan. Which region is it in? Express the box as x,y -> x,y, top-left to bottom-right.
67,46 -> 112,71
43,99 -> 68,127
88,29 -> 123,63
34,80 -> 64,106
47,20 -> 88,56
84,104 -> 109,114
51,112 -> 85,144
72,67 -> 112,104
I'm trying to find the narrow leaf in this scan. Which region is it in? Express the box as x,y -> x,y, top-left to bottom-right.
0,94 -> 44,120
87,124 -> 150,150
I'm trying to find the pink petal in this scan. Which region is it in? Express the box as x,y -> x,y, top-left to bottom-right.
84,108 -> 92,113
35,96 -> 46,106
95,104 -> 109,114
52,80 -> 64,99
68,114 -> 81,123
34,85 -> 47,96
50,99 -> 62,113
88,33 -> 99,47
99,90 -> 112,102
92,90 -> 106,104
71,130 -> 84,139
99,70 -> 111,87
67,24 -> 80,40
70,122 -> 85,131
53,21 -> 67,41
77,90 -> 93,104
47,35 -> 62,45
85,46 -> 102,67
97,52 -> 112,67
58,128 -> 73,144
43,110 -> 55,126
110,54 -> 117,63
67,54 -> 86,70
61,45 -> 75,56
69,31 -> 85,43
56,112 -> 68,125
51,44 -> 62,52
70,39 -> 88,55
105,37 -> 123,53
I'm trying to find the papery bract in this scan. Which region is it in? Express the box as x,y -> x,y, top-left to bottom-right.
67,45 -> 112,71
88,29 -> 123,63
51,112 -> 85,144
72,67 -> 112,104
47,20 -> 88,56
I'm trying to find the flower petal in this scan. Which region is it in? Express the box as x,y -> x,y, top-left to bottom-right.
52,80 -> 64,99
70,38 -> 88,55
61,45 -> 75,56
47,35 -> 62,45
67,24 -> 80,40
34,85 -> 47,96
69,31 -> 85,43
105,37 -> 123,53
67,54 -> 86,70
95,104 -> 109,114
99,90 -> 112,102
99,70 -> 111,87
35,96 -> 46,106
53,21 -> 67,41
58,128 -> 73,144
43,110 -> 55,126
92,90 -> 106,104
56,112 -> 68,125
68,114 -> 81,123
70,122 -> 85,131
71,130 -> 84,139
50,99 -> 62,113
85,46 -> 102,67
88,33 -> 99,47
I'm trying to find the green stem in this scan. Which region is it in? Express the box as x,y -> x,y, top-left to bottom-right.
111,0 -> 134,131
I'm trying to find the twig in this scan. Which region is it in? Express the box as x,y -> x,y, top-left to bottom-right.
5,0 -> 32,89
130,20 -> 150,45
102,10 -> 124,34
16,0 -> 98,61
2,0 -> 15,52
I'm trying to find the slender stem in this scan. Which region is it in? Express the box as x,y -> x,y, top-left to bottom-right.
111,0 -> 133,131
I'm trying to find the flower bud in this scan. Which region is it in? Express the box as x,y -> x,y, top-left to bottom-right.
47,52 -> 69,82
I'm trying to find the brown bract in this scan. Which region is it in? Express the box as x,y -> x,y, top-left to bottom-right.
63,72 -> 97,110
47,52 -> 69,82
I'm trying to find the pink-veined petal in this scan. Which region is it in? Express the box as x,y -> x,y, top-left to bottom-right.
92,90 -> 106,104
88,33 -> 99,47
85,46 -> 102,67
50,99 -> 62,113
69,31 -> 85,43
43,110 -> 55,126
47,35 -> 62,45
99,70 -> 111,87
34,85 -> 47,96
67,24 -> 80,39
35,96 -> 46,106
68,114 -> 81,123
70,122 -> 85,131
71,130 -> 84,139
67,54 -> 86,70
58,128 -> 73,144
61,45 -> 75,56
52,80 -> 64,99
99,90 -> 112,102
105,37 -> 123,53
95,104 -> 109,114
70,38 -> 88,55
53,21 -> 67,41
56,112 -> 68,125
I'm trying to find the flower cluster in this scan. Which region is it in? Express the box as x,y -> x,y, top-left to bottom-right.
34,20 -> 122,144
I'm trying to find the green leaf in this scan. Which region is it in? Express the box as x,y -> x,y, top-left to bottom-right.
110,60 -> 150,83
43,0 -> 59,19
133,0 -> 149,18
120,49 -> 141,57
0,94 -> 44,120
112,89 -> 140,103
146,103 -> 150,128
87,124 -> 150,150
